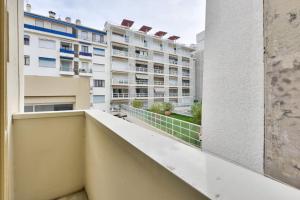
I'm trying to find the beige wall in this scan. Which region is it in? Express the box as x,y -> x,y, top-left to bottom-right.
25,75 -> 90,110
12,112 -> 85,200
264,0 -> 300,189
85,115 -> 207,200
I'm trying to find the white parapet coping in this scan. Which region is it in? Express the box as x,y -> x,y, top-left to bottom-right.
86,110 -> 300,200
12,110 -> 300,199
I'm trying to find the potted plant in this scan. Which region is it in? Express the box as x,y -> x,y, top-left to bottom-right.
163,102 -> 173,116
131,99 -> 143,109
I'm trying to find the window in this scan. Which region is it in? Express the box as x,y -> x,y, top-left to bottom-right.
39,57 -> 56,68
94,80 -> 105,87
92,33 -> 105,43
35,20 -> 44,27
60,60 -> 72,71
24,55 -> 30,66
24,104 -> 73,112
24,35 -> 30,45
93,95 -> 105,103
81,31 -> 88,40
39,39 -> 56,49
93,48 -> 105,56
82,45 -> 89,53
61,42 -> 72,50
81,62 -> 89,69
93,63 -> 105,72
52,23 -> 66,32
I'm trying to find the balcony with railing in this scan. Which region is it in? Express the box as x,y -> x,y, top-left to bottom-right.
135,79 -> 148,85
169,70 -> 178,76
182,61 -> 190,67
112,49 -> 129,57
60,48 -> 75,58
154,68 -> 164,75
136,53 -> 149,60
60,65 -> 74,76
154,80 -> 164,85
79,67 -> 93,76
111,79 -> 129,85
112,93 -> 129,99
169,93 -> 178,97
136,93 -> 149,98
136,66 -> 148,73
182,81 -> 190,87
154,93 -> 164,97
111,33 -> 129,43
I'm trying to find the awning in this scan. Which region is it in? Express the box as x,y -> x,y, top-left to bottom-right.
155,31 -> 167,37
139,25 -> 152,33
136,74 -> 148,79
121,19 -> 134,27
168,35 -> 180,40
154,88 -> 165,93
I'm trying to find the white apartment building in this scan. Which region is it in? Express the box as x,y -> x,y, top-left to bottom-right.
105,20 -> 196,109
23,6 -> 109,111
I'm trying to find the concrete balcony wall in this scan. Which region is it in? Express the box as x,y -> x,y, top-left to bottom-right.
12,112 -> 85,200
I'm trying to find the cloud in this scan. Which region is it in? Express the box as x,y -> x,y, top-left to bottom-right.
26,0 -> 206,44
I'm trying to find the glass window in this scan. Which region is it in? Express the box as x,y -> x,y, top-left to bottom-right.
93,80 -> 105,87
35,20 -> 44,27
81,31 -> 88,40
82,45 -> 89,53
93,95 -> 105,103
24,55 -> 30,66
52,23 -> 67,32
34,104 -> 73,112
24,105 -> 33,112
93,63 -> 105,72
92,33 -> 105,43
60,60 -> 72,71
39,57 -> 56,68
61,42 -> 72,50
24,35 -> 30,45
39,39 -> 56,49
93,48 -> 105,56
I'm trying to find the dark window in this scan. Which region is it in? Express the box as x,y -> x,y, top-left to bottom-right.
24,35 -> 30,45
24,55 -> 30,66
94,80 -> 105,87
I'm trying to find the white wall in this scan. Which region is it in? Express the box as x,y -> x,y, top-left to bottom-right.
202,0 -> 264,172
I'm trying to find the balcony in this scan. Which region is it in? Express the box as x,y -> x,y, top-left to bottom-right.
135,80 -> 148,85
169,60 -> 178,65
112,34 -> 128,43
182,72 -> 190,77
136,93 -> 148,98
79,68 -> 93,77
112,93 -> 129,99
60,65 -> 74,76
60,48 -> 75,58
111,79 -> 129,85
154,69 -> 164,74
182,82 -> 190,87
169,93 -> 178,97
154,81 -> 164,85
136,53 -> 149,60
182,61 -> 190,67
182,93 -> 190,96
10,108 -> 300,200
113,49 -> 129,57
154,93 -> 164,97
136,67 -> 148,73
169,71 -> 178,76
79,52 -> 92,60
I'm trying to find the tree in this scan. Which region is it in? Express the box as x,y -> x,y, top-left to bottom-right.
191,102 -> 202,124
132,99 -> 143,109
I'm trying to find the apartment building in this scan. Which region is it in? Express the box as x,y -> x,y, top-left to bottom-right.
23,5 -> 109,111
105,20 -> 196,110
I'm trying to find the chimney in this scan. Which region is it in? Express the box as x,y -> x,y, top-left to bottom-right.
48,11 -> 56,19
65,17 -> 71,23
26,3 -> 31,12
75,19 -> 81,25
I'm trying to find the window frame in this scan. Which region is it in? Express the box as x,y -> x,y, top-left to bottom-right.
24,55 -> 30,66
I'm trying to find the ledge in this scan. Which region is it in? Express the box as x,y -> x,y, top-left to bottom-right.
13,110 -> 85,120
85,110 -> 300,200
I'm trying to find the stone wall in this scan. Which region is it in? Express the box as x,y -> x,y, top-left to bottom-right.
264,0 -> 300,189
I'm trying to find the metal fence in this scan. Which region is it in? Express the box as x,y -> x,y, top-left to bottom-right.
122,105 -> 201,148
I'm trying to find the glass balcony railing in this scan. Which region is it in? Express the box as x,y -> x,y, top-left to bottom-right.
136,53 -> 149,60
169,60 -> 178,65
79,52 -> 92,57
154,69 -> 164,74
111,79 -> 129,85
154,81 -> 164,85
60,48 -> 74,54
136,67 -> 148,72
79,68 -> 92,74
112,93 -> 129,99
169,93 -> 178,97
113,49 -> 128,57
182,93 -> 190,96
136,93 -> 148,97
154,93 -> 164,97
169,71 -> 178,76
135,80 -> 148,85
60,65 -> 73,72
182,82 -> 190,86
182,61 -> 190,67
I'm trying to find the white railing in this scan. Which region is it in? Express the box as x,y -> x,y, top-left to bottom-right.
113,49 -> 128,57
182,82 -> 190,86
111,79 -> 129,85
136,93 -> 148,97
154,81 -> 164,85
154,93 -> 164,97
136,67 -> 148,72
136,53 -> 149,60
122,105 -> 201,147
169,93 -> 178,97
112,93 -> 129,99
154,69 -> 164,74
112,34 -> 128,43
135,80 -> 148,85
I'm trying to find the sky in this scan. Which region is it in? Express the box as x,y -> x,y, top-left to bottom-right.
25,0 -> 206,45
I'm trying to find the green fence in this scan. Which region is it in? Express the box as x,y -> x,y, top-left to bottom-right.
122,105 -> 201,148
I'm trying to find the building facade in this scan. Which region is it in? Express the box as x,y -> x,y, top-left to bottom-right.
105,20 -> 196,110
23,7 -> 109,111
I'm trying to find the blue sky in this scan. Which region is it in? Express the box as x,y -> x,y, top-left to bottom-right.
25,0 -> 206,44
